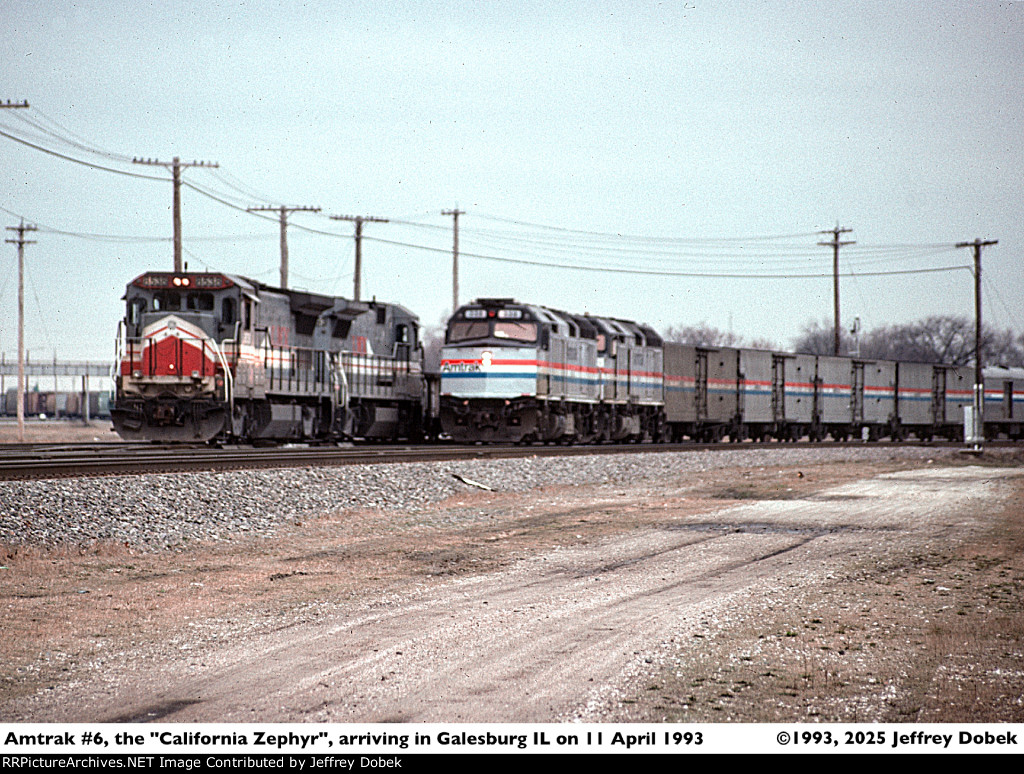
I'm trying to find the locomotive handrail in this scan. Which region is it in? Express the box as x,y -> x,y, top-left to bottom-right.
112,320 -> 125,383
209,337 -> 234,409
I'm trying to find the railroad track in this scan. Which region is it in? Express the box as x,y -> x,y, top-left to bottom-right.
0,439 -> 980,481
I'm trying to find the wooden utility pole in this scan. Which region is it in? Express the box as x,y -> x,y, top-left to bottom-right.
443,208 -> 465,312
330,215 -> 389,301
6,220 -> 37,442
247,205 -> 321,289
818,225 -> 855,355
956,237 -> 998,448
133,156 -> 218,272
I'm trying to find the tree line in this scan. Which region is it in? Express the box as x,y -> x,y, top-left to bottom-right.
663,316 -> 1024,367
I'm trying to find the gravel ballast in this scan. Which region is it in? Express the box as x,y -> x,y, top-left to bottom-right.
0,447 -> 954,550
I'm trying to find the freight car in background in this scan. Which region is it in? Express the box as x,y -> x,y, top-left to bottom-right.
440,298 -> 1024,444
1,389 -> 111,419
111,271 -> 426,442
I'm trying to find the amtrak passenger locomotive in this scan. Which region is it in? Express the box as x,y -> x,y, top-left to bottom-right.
439,298 -> 1024,444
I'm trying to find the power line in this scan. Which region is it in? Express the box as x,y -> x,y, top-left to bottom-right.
0,128 -> 168,180
442,208 -> 464,312
133,156 -> 219,272
329,215 -> 389,301
956,237 -> 998,449
364,233 -> 971,279
819,225 -> 855,355
473,211 -> 822,243
247,205 -> 321,289
5,219 -> 36,442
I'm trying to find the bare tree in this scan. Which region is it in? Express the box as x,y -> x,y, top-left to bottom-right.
795,315 -> 1024,366
663,323 -> 745,347
791,320 -> 855,356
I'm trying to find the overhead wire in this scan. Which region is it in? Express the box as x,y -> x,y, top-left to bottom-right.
0,114 -> 997,288
0,127 -> 169,181
365,233 -> 972,279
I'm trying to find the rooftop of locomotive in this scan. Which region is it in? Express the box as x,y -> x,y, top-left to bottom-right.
127,271 -> 418,321
455,298 -> 662,347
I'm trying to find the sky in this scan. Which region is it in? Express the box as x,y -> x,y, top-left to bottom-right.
1,0 -> 1022,367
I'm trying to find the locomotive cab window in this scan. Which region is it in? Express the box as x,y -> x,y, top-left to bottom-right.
447,320 -> 489,343
493,321 -> 537,342
153,292 -> 181,311
222,297 -> 236,326
127,298 -> 146,326
187,292 -> 215,312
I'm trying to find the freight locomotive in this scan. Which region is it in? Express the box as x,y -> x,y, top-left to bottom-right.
112,271 -> 426,442
439,298 -> 1024,444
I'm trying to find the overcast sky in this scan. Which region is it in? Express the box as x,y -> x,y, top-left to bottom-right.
2,0 -> 1021,365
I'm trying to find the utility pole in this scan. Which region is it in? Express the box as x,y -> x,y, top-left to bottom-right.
818,225 -> 855,355
956,237 -> 998,449
443,208 -> 465,312
6,220 -> 37,443
133,156 -> 218,273
247,205 -> 321,289
330,215 -> 389,301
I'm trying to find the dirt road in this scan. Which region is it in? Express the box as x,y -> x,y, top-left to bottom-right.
4,457 -> 1021,723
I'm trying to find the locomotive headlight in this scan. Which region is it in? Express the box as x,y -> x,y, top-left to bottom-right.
132,370 -> 142,378
482,350 -> 493,367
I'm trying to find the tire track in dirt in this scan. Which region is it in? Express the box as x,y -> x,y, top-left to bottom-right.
7,466 -> 1017,723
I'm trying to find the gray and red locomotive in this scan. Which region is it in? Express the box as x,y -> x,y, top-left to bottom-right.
112,271 -> 424,442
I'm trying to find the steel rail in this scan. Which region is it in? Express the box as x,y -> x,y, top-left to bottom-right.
0,439 -> 980,482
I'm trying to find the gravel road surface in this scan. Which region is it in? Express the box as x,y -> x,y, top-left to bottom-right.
3,450 -> 1018,723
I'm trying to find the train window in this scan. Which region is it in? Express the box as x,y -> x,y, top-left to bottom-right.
222,297 -> 236,326
243,299 -> 253,330
376,306 -> 388,325
332,318 -> 351,339
494,321 -> 537,342
153,292 -> 181,311
187,292 -> 215,311
127,298 -> 146,325
447,321 -> 489,342
294,313 -> 317,336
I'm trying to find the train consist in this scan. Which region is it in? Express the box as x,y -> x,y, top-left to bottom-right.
112,271 -> 426,442
439,298 -> 1024,444
111,274 -> 1023,444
